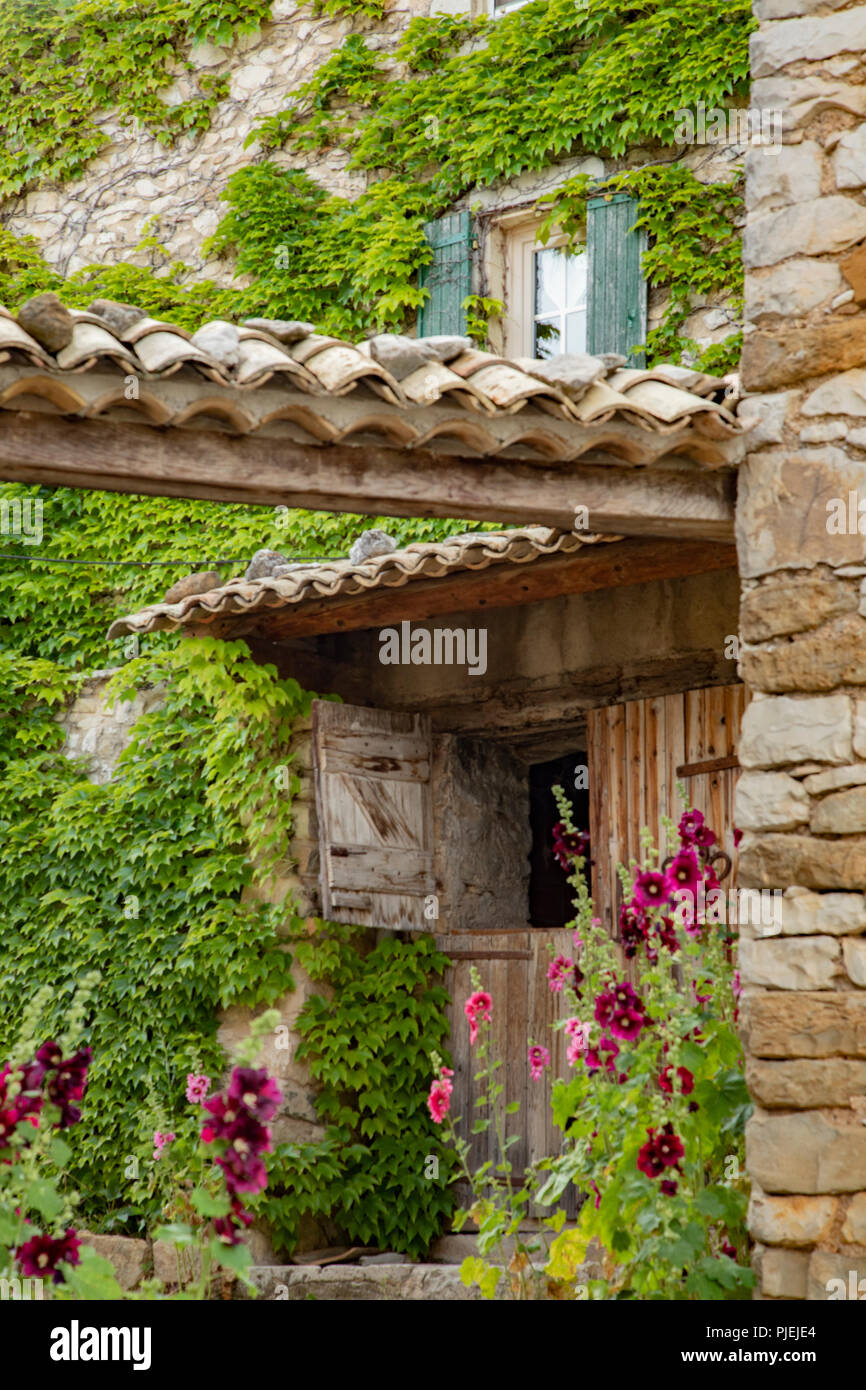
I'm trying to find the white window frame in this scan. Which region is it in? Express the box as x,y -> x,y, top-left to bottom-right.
485,211 -> 586,360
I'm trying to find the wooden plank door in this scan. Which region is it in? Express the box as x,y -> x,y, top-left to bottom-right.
437,929 -> 578,1216
586,683 -> 748,939
312,700 -> 434,930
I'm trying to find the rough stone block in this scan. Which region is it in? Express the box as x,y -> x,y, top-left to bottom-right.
843,936 -> 866,986
752,11 -> 866,80
854,702 -> 866,758
740,936 -> 841,989
841,1192 -> 866,1244
780,886 -> 866,936
739,833 -> 866,892
747,1109 -> 866,1193
803,764 -> 866,796
735,771 -> 809,830
745,141 -> 822,211
738,695 -> 852,768
746,259 -> 841,319
741,321 -> 866,393
743,196 -> 866,267
748,1190 -> 837,1247
759,1245 -> 810,1299
747,1056 -> 866,1107
808,1249 -> 866,1301
740,576 -> 855,642
755,0 -> 855,15
743,615 -> 866,693
803,367 -> 866,417
812,784 -> 866,833
741,989 -> 866,1058
79,1234 -> 149,1290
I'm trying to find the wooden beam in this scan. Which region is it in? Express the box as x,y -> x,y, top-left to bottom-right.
211,538 -> 737,641
0,410 -> 736,541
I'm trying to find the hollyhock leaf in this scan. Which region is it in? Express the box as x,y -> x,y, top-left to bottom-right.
210,1235 -> 252,1275
48,1137 -> 72,1166
460,1255 -> 485,1287
191,1186 -> 231,1218
61,1249 -> 125,1301
24,1178 -> 64,1221
153,1222 -> 196,1248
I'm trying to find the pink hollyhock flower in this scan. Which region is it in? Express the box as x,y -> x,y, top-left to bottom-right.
564,1017 -> 589,1044
572,929 -> 583,949
153,1130 -> 176,1160
594,989 -> 615,1027
546,955 -> 573,994
464,990 -> 492,1044
528,1044 -> 550,1081
692,978 -> 712,1006
678,809 -> 705,845
633,871 -> 669,910
16,1228 -> 81,1284
186,1073 -> 211,1106
659,1065 -> 695,1096
427,1079 -> 452,1124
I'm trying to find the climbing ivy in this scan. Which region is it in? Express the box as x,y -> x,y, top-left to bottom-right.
0,0 -> 273,199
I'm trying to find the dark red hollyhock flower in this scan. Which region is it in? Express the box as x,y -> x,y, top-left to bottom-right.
39,1045 -> 92,1130
659,1065 -> 695,1096
34,1041 -> 63,1070
634,871 -> 669,910
213,1198 -> 254,1246
594,990 -> 616,1027
585,1036 -> 620,1074
722,1241 -> 737,1259
552,823 -> 590,872
217,1150 -> 269,1196
656,916 -> 679,953
660,1179 -> 678,1196
637,1122 -> 685,1180
733,827 -> 743,849
16,1228 -> 81,1284
226,1067 -> 282,1124
619,900 -> 650,959
612,981 -> 644,1012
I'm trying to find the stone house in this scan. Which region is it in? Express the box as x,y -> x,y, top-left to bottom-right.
2,0 -> 866,1298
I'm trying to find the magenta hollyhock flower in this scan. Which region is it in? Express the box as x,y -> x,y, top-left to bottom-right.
655,915 -> 679,953
611,981 -> 644,1013
552,823 -> 590,871
659,1065 -> 695,1096
227,1067 -> 282,1123
722,1241 -> 737,1259
733,826 -> 743,848
213,1197 -> 254,1246
593,990 -> 615,1027
619,900 -> 650,959
633,871 -> 669,910
590,1179 -> 602,1210
678,809 -> 705,845
427,1079 -> 452,1124
185,1073 -> 211,1106
39,1045 -> 92,1129
16,1228 -> 81,1284
584,1036 -> 619,1074
609,1007 -> 644,1041
665,847 -> 700,898
216,1150 -> 269,1195
528,1044 -> 550,1081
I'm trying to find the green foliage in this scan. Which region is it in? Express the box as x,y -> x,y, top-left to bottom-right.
261,931 -> 456,1257
0,0 -> 273,199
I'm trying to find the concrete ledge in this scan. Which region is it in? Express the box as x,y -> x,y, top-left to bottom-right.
236,1264 -> 491,1300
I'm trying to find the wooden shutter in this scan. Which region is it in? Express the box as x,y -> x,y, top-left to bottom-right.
417,212 -> 474,337
312,700 -> 434,930
586,192 -> 648,366
586,684 -> 749,938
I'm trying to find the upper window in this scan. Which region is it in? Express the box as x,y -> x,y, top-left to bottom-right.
532,245 -> 587,359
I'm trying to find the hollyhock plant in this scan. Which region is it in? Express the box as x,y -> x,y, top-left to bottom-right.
665,846 -> 701,898
528,1044 -> 550,1081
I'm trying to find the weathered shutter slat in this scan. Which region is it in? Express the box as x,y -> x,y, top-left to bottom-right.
418,212 -> 473,338
313,700 -> 434,930
586,192 -> 648,366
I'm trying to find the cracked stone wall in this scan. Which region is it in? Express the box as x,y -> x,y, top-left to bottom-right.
736,0 -> 866,1302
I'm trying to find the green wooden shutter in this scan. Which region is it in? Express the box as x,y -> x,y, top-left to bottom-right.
586,193 -> 648,366
418,212 -> 474,337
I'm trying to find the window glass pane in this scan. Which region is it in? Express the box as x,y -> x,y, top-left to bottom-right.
534,248 -> 564,318
533,316 -> 560,359
565,252 -> 587,311
565,308 -> 587,355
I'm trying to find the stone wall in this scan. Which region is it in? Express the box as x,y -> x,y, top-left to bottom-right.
736,0 -> 866,1301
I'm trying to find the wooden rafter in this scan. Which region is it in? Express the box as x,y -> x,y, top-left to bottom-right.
0,410 -> 736,541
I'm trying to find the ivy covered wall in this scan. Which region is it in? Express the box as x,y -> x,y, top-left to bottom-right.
0,0 -> 755,1256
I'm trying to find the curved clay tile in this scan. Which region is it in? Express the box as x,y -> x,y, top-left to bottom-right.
257,404 -> 341,442
172,398 -> 257,432
55,321 -> 138,372
82,388 -> 173,426
0,375 -> 85,412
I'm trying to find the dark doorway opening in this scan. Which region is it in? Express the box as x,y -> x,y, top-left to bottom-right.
528,752 -> 591,929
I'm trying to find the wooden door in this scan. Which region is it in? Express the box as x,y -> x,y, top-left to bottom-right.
586,683 -> 748,939
312,700 -> 434,930
438,929 -> 578,1216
